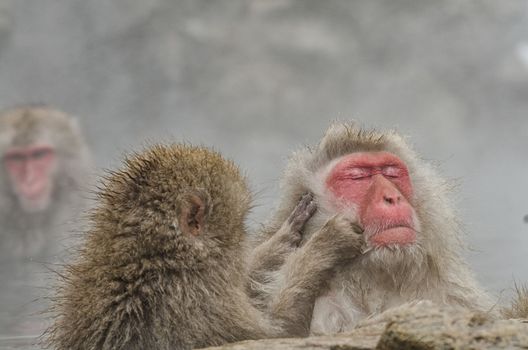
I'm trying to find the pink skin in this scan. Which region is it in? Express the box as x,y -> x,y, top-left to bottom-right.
3,145 -> 56,204
325,152 -> 416,247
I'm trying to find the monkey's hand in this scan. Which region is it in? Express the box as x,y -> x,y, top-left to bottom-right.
282,192 -> 317,246
267,214 -> 363,336
306,214 -> 365,261
247,193 -> 316,304
256,192 -> 316,264
254,192 -> 316,256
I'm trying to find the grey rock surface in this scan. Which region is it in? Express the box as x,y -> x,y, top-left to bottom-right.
202,302 -> 528,350
376,305 -> 528,349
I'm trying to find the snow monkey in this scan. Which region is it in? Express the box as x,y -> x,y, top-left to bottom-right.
0,105 -> 92,261
47,144 -> 358,350
250,122 -> 493,335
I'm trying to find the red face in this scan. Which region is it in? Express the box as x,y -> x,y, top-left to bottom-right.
325,152 -> 417,247
3,145 -> 57,212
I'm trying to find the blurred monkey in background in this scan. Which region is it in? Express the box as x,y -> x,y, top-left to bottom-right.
0,105 -> 93,337
0,105 -> 92,262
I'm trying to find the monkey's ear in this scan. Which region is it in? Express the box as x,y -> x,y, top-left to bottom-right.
177,190 -> 210,236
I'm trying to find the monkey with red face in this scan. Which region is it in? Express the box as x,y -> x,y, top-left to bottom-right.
0,105 -> 92,261
0,105 -> 92,337
250,122 -> 493,335
4,144 -> 57,213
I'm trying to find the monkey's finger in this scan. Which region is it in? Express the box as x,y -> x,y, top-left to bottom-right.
296,201 -> 318,229
290,204 -> 317,232
297,193 -> 313,210
288,193 -> 314,223
298,192 -> 314,208
306,201 -> 317,217
300,192 -> 314,202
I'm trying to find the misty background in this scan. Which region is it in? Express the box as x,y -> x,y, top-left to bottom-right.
0,0 -> 527,343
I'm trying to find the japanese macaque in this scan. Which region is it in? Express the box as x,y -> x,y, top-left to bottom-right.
47,144 -> 356,350
0,105 -> 92,261
251,122 -> 494,335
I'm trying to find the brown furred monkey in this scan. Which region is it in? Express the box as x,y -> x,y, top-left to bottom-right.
47,144 -> 361,350
0,105 -> 92,261
250,122 -> 494,335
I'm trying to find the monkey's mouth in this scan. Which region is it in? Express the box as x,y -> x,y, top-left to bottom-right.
18,181 -> 49,200
368,225 -> 416,247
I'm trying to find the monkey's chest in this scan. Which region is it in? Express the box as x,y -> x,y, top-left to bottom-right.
310,291 -> 362,335
309,287 -> 404,335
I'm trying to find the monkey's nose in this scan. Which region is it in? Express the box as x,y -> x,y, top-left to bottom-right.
383,194 -> 401,205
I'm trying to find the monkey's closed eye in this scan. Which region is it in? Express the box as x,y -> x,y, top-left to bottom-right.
169,223 -> 177,230
342,167 -> 371,180
4,153 -> 26,162
31,148 -> 53,159
382,166 -> 402,178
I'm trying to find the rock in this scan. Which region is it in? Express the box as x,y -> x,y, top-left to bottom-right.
201,301 -> 528,350
376,302 -> 528,349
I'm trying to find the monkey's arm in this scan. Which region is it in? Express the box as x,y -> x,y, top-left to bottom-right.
247,193 -> 315,306
268,215 -> 364,337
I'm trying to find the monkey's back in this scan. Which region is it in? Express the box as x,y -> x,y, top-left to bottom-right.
47,144 -> 268,349
51,256 -> 264,349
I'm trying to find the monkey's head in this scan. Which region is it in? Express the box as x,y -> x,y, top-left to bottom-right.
95,144 -> 251,269
272,122 -> 461,276
0,105 -> 88,213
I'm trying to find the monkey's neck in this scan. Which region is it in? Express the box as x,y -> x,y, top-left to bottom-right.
338,253 -> 444,309
5,207 -> 54,230
0,200 -> 68,261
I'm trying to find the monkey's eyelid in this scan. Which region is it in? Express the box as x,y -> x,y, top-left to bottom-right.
382,166 -> 404,177
31,149 -> 53,158
169,222 -> 177,230
342,168 -> 370,178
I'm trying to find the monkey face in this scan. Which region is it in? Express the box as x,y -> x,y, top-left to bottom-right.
324,152 -> 419,248
3,144 -> 57,213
